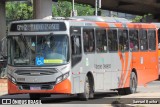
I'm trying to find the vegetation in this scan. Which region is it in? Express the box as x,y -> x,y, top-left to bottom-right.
5,1 -> 94,22
132,13 -> 152,22
6,2 -> 33,21
52,1 -> 94,17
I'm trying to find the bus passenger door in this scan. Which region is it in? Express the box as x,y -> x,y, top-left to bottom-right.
138,30 -> 151,84
147,30 -> 158,80
70,27 -> 82,94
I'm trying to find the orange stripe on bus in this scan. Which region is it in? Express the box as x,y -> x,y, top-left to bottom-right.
158,50 -> 160,56
115,23 -> 123,28
127,23 -> 156,29
96,22 -> 109,28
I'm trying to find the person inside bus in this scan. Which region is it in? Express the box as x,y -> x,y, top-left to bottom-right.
129,40 -> 134,51
88,31 -> 94,52
83,32 -> 89,52
134,44 -> 138,51
37,38 -> 53,58
83,31 -> 94,52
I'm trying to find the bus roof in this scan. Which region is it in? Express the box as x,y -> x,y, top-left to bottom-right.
9,16 -> 157,30
152,23 -> 160,28
71,16 -> 132,23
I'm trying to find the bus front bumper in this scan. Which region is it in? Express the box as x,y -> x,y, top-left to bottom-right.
8,79 -> 71,94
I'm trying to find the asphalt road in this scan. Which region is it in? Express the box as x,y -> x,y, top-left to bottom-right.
0,80 -> 160,105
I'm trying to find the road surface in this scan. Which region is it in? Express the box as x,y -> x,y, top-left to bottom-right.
0,80 -> 160,106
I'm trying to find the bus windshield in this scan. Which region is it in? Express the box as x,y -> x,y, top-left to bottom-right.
7,35 -> 69,66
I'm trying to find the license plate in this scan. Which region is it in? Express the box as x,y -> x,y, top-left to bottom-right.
30,86 -> 41,90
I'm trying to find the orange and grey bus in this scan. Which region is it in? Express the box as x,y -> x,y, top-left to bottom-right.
7,16 -> 159,100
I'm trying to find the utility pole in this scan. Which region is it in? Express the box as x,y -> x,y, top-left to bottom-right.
95,0 -> 97,16
95,0 -> 101,16
71,0 -> 77,17
72,0 -> 75,13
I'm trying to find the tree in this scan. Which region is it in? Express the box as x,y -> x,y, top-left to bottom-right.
132,13 -> 152,22
6,1 -> 33,22
52,1 -> 94,17
6,1 -> 94,22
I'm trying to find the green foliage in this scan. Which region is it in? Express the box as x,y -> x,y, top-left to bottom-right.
52,1 -> 94,17
6,1 -> 94,22
6,2 -> 33,21
132,13 -> 152,22
132,16 -> 143,22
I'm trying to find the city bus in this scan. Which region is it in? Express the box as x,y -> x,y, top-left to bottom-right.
7,16 -> 159,100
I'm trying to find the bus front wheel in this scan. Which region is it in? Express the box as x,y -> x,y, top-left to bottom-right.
78,76 -> 92,101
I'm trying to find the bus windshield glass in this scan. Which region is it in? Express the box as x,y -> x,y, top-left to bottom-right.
7,35 -> 69,66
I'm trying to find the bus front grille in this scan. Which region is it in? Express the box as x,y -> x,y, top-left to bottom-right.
15,69 -> 58,76
18,82 -> 55,90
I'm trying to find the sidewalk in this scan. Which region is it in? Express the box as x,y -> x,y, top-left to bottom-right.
120,91 -> 160,107
0,79 -> 8,96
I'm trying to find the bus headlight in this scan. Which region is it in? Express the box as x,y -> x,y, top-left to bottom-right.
56,76 -> 63,84
63,72 -> 69,80
56,72 -> 69,84
11,77 -> 16,84
8,74 -> 16,84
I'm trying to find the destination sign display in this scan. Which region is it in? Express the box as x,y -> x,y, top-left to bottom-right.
10,22 -> 66,32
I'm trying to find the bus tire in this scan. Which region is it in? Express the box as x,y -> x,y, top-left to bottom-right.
29,93 -> 41,100
78,76 -> 90,101
126,72 -> 137,94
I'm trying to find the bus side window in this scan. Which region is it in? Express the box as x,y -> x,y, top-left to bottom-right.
96,29 -> 107,52
139,30 -> 148,51
83,29 -> 95,53
108,29 -> 118,52
71,36 -> 81,55
71,35 -> 82,67
148,30 -> 156,51
118,30 -> 129,52
129,30 -> 139,51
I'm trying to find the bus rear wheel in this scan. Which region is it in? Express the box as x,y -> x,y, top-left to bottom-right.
126,72 -> 137,94
118,72 -> 137,95
29,93 -> 41,100
78,76 -> 93,101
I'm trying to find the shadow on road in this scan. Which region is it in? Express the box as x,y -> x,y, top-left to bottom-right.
41,92 -> 120,104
